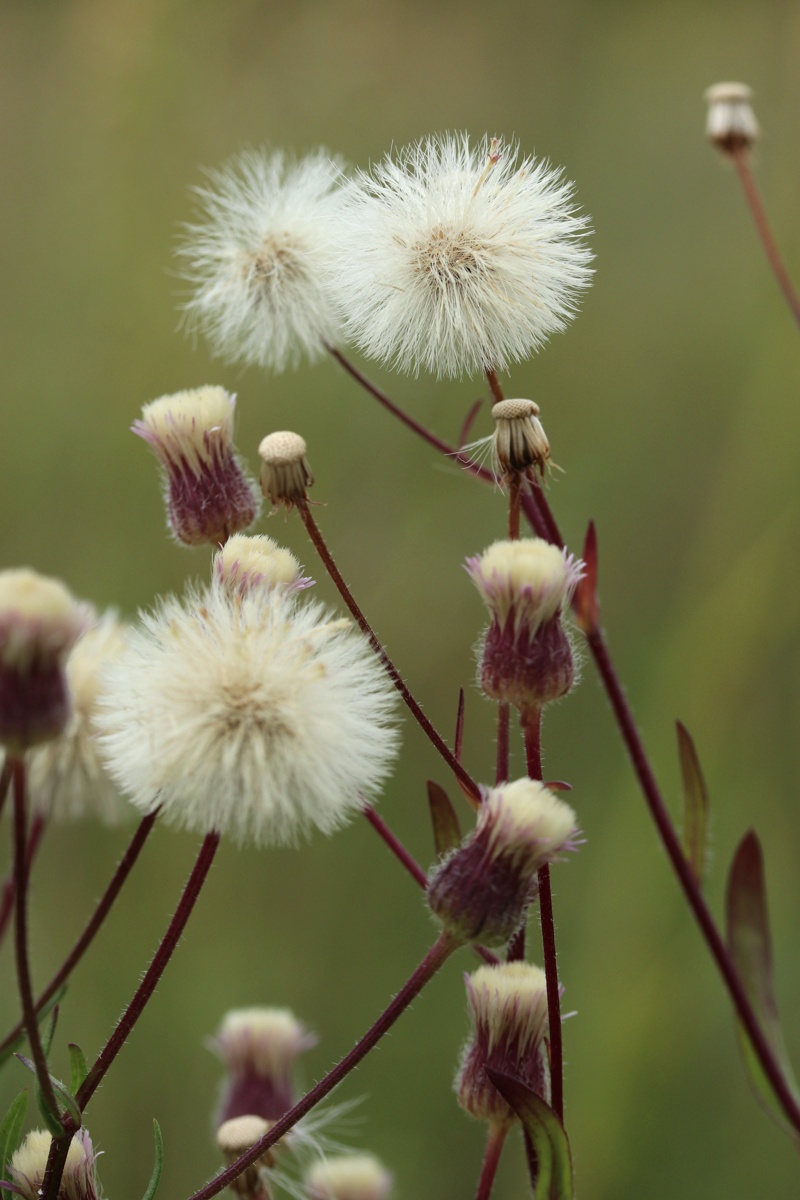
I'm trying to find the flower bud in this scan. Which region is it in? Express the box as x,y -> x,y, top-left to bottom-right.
216,1115 -> 276,1197
258,431 -> 314,510
705,82 -> 759,155
212,1007 -> 317,1124
456,962 -> 550,1128
426,779 -> 578,946
214,535 -> 313,597
490,398 -> 551,483
466,539 -> 583,711
305,1154 -> 392,1200
133,386 -> 260,546
8,1129 -> 101,1200
0,569 -> 88,754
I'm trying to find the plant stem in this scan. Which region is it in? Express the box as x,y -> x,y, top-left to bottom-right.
363,804 -> 428,887
731,147 -> 800,332
0,756 -> 12,819
495,703 -> 510,786
486,368 -> 505,406
185,930 -> 458,1200
475,1124 -> 508,1200
296,499 -> 480,805
0,811 -> 158,1059
0,810 -> 46,945
11,757 -> 60,1121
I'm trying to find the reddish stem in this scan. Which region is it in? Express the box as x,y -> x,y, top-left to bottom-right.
185,931 -> 458,1200
0,756 -> 12,819
297,499 -> 480,804
475,1124 -> 508,1200
508,476 -> 521,540
0,810 -> 46,945
495,703 -> 510,787
486,368 -> 505,406
363,805 -> 428,887
732,147 -> 800,332
0,811 -> 157,1059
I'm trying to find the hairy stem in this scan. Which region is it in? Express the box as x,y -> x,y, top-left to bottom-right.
475,1124 -> 508,1200
363,804 -> 428,887
0,810 -> 46,945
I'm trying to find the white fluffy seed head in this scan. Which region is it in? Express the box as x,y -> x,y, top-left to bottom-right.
98,584 -> 399,847
305,1154 -> 393,1200
179,148 -> 347,371
331,133 -> 593,378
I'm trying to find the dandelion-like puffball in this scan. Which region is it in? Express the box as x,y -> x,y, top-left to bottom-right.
179,149 -> 346,371
98,585 -> 398,847
9,1129 -> 101,1200
331,133 -> 593,378
27,610 -> 131,823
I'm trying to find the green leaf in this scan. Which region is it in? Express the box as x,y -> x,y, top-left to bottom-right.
0,1091 -> 28,1200
139,1120 -> 163,1200
39,1006 -> 59,1059
15,1054 -> 81,1132
426,781 -> 462,859
0,986 -> 68,1072
68,1044 -> 88,1096
676,722 -> 710,886
726,831 -> 800,1132
487,1071 -> 574,1199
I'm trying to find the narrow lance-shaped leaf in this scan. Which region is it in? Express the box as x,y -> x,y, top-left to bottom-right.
15,1054 -> 81,1131
573,521 -> 598,635
427,781 -> 462,859
487,1070 -> 574,1200
0,1091 -> 28,1200
68,1044 -> 88,1096
676,722 -> 710,886
0,986 -> 68,1072
726,831 -> 800,1130
139,1120 -> 164,1200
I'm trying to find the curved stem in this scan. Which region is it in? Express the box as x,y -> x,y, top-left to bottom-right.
185,931 -> 458,1200
297,499 -> 480,804
11,757 -> 60,1120
0,810 -> 46,945
363,805 -> 428,887
732,148 -> 800,332
475,1124 -> 507,1200
0,811 -> 158,1060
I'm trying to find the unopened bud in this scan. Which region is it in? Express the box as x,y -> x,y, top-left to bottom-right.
305,1154 -> 393,1200
214,535 -> 313,597
212,1007 -> 317,1124
705,82 -> 759,155
8,1129 -> 102,1200
258,432 -> 313,510
133,386 -> 260,546
427,779 -> 578,945
457,962 -> 550,1128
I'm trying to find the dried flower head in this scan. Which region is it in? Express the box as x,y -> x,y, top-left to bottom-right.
465,399 -> 551,484
214,535 -> 313,598
0,569 -> 88,753
98,583 -> 398,846
427,778 -> 578,945
216,1115 -> 275,1196
466,539 -> 583,710
332,133 -> 592,378
179,148 -> 346,371
305,1154 -> 392,1200
213,1007 -> 317,1123
8,1129 -> 102,1200
457,962 -> 550,1128
133,386 -> 260,546
705,82 -> 759,155
258,432 -> 314,510
27,610 -> 131,823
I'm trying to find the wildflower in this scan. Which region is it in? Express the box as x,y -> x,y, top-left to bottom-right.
216,1115 -> 275,1197
427,778 -> 578,946
8,1128 -> 102,1200
0,569 -> 88,753
133,386 -> 260,546
179,148 -> 346,371
214,535 -> 313,598
212,1007 -> 317,1123
305,1154 -> 392,1200
27,610 -> 131,823
705,82 -> 759,155
466,539 -> 583,711
98,583 -> 398,846
332,133 -> 592,378
258,432 -> 314,510
456,962 -> 551,1128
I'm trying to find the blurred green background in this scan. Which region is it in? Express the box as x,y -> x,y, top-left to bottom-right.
2,2 -> 800,1198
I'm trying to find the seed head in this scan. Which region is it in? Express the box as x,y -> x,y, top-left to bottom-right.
705,82 -> 759,155
304,1154 -> 393,1200
258,431 -> 314,510
213,1007 -> 317,1123
331,133 -> 592,378
427,779 -> 578,945
456,962 -> 550,1128
216,1115 -> 276,1196
214,535 -> 313,598
8,1129 -> 102,1200
179,148 -> 346,371
98,583 -> 399,847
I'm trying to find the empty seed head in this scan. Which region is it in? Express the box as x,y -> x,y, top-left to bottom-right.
258,431 -> 314,510
705,82 -> 759,155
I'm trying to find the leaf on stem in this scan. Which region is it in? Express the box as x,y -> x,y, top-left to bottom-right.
139,1120 -> 164,1200
15,1054 -> 81,1132
68,1044 -> 88,1095
676,722 -> 710,886
726,831 -> 800,1131
427,781 -> 462,859
573,522 -> 598,635
487,1070 -> 574,1199
0,1091 -> 28,1200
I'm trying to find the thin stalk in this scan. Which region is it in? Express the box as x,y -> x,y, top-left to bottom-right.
486,368 -> 505,406
11,757 -> 60,1121
731,147 -> 800,332
0,756 -> 12,819
0,810 -> 46,945
185,931 -> 458,1200
495,703 -> 510,786
296,499 -> 480,804
0,811 -> 158,1059
363,805 -> 428,887
475,1124 -> 508,1200
508,476 -> 521,539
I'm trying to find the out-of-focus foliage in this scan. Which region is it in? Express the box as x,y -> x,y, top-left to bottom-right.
1,3 -> 799,1199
